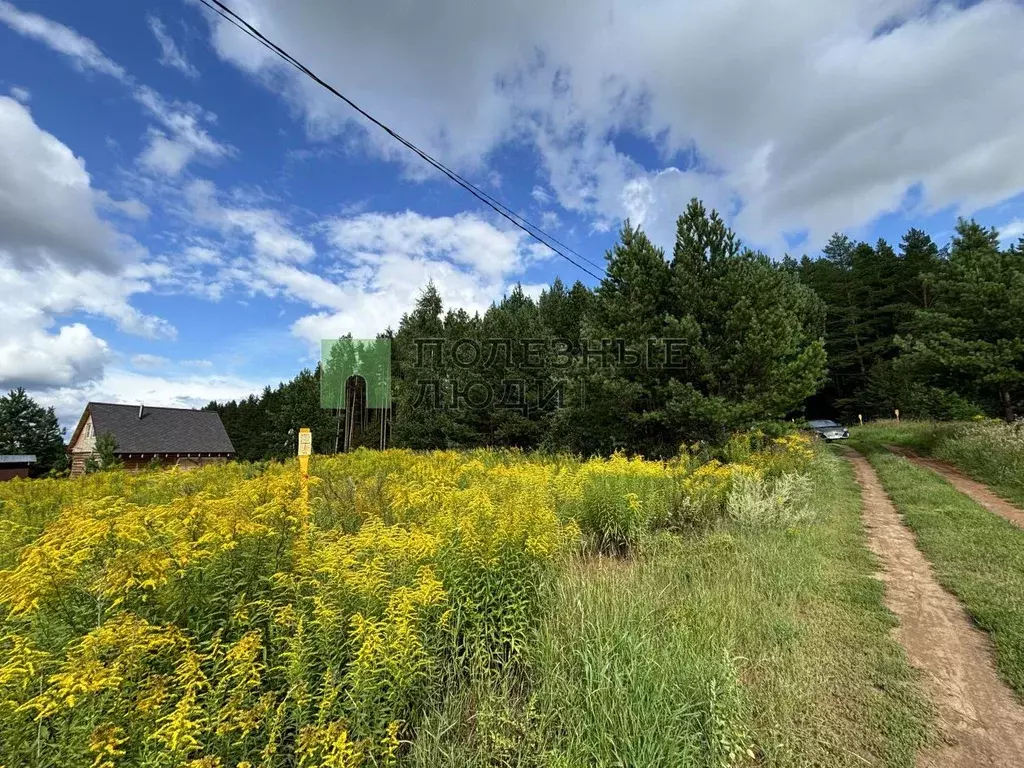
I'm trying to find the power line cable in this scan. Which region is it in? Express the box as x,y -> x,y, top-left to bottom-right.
195,0 -> 607,281
201,0 -> 606,277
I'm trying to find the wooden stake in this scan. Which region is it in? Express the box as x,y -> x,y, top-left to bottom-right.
298,427 -> 311,509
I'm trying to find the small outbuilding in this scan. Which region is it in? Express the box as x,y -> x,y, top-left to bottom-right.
68,403 -> 235,476
0,455 -> 36,481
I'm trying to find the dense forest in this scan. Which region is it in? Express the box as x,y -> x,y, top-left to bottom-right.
208,200 -> 1024,460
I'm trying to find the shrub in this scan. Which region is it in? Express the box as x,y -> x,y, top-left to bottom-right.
726,472 -> 814,529
571,454 -> 672,555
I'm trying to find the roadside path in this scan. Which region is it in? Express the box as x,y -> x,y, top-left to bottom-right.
885,445 -> 1024,530
846,449 -> 1024,767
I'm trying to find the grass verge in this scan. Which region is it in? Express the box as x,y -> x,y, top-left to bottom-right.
409,449 -> 932,767
853,420 -> 1024,508
852,443 -> 1024,699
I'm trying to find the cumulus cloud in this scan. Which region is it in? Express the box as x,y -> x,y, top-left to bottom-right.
95,190 -> 151,220
0,99 -> 175,395
183,180 -> 316,262
8,85 -> 29,103
149,16 -> 199,79
0,323 -> 110,390
0,244 -> 176,343
291,210 -> 541,341
0,97 -> 129,272
203,0 -> 1024,249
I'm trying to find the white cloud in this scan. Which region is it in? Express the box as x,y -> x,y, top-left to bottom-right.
0,252 -> 176,341
329,210 -> 524,278
288,258 -> 499,342
0,323 -> 110,390
1,5 -> 232,178
184,179 -> 315,262
204,0 -> 1024,249
619,167 -> 735,250
998,219 -> 1024,243
0,99 -> 175,395
184,245 -> 221,264
34,368 -> 267,428
171,180 -> 540,341
95,190 -> 151,220
540,211 -> 560,229
517,282 -> 549,302
131,353 -> 170,370
149,16 -> 199,79
8,85 -> 29,103
135,87 -> 235,175
0,1 -> 127,81
0,96 -> 131,272
290,211 -> 538,341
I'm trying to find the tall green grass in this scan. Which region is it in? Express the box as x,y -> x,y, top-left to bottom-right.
409,450 -> 932,767
858,448 -> 1024,698
854,419 -> 1024,506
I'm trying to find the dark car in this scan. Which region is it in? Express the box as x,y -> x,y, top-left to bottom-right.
807,419 -> 849,441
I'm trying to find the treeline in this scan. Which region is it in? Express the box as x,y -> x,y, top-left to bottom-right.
792,220 -> 1024,422
212,201 -> 826,459
208,200 -> 1024,460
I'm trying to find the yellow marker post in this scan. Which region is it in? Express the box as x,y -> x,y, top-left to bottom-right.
894,408 -> 900,423
858,413 -> 863,426
298,427 -> 311,509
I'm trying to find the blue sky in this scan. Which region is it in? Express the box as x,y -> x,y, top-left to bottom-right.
2,0 -> 1024,428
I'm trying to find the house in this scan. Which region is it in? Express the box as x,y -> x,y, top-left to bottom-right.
0,455 -> 36,481
68,403 -> 235,476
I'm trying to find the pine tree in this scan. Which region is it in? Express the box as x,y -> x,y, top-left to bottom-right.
555,202 -> 826,456
899,220 -> 1024,420
665,200 -> 826,442
552,222 -> 677,455
898,228 -> 943,312
391,282 -> 461,448
0,388 -> 67,475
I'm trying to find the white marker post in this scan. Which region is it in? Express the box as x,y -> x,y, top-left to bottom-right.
298,427 -> 311,507
894,409 -> 900,424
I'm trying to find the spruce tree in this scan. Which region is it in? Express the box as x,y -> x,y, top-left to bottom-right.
900,220 -> 1024,420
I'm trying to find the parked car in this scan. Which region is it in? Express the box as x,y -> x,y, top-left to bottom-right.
806,419 -> 850,441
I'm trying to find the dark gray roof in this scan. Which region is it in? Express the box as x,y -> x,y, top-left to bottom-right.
88,403 -> 235,454
0,455 -> 36,464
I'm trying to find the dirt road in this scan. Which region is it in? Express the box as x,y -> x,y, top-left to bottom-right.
846,449 -> 1024,767
885,446 -> 1024,530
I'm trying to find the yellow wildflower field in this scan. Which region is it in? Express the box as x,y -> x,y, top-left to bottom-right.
0,437 -> 812,767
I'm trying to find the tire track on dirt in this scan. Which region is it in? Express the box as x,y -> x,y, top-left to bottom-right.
846,449 -> 1024,767
885,446 -> 1024,530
